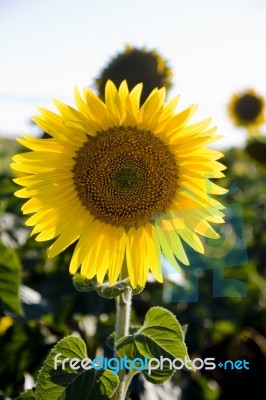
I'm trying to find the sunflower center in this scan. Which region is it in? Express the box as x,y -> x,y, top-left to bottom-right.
113,167 -> 139,191
72,126 -> 178,228
235,94 -> 263,122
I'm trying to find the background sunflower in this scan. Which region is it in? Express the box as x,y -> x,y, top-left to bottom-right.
95,46 -> 173,106
228,89 -> 265,133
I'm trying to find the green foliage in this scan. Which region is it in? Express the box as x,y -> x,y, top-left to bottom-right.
117,307 -> 190,384
245,139 -> 266,165
14,389 -> 36,399
211,320 -> 236,343
36,335 -> 119,400
0,138 -> 19,173
0,320 -> 50,396
0,243 -> 23,315
182,375 -> 220,400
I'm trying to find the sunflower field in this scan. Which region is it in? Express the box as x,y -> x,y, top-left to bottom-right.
1,45 -> 266,400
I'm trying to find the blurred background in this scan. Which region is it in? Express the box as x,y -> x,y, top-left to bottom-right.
0,0 -> 266,399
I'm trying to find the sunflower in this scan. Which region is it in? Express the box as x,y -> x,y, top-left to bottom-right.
0,316 -> 13,335
11,81 -> 227,288
228,89 -> 265,130
245,138 -> 266,165
95,45 -> 173,105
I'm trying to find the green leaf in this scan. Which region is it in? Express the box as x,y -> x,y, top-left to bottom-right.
0,243 -> 23,315
116,307 -> 190,384
182,324 -> 189,337
14,389 -> 36,399
106,332 -> 116,351
36,335 -> 119,400
106,326 -> 141,351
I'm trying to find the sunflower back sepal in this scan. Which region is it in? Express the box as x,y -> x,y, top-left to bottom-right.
73,273 -> 144,298
72,273 -> 98,292
95,279 -> 133,299
132,285 -> 145,295
96,280 -> 145,299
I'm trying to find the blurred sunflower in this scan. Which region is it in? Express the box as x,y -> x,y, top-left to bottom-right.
0,316 -> 13,335
11,81 -> 227,288
95,45 -> 173,105
245,138 -> 266,165
228,89 -> 265,132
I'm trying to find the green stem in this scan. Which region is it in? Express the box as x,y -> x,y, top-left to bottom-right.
123,369 -> 139,397
112,285 -> 132,400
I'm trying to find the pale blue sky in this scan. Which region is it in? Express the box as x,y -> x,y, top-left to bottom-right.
0,0 -> 266,148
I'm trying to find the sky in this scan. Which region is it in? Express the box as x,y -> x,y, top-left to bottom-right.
0,0 -> 266,149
